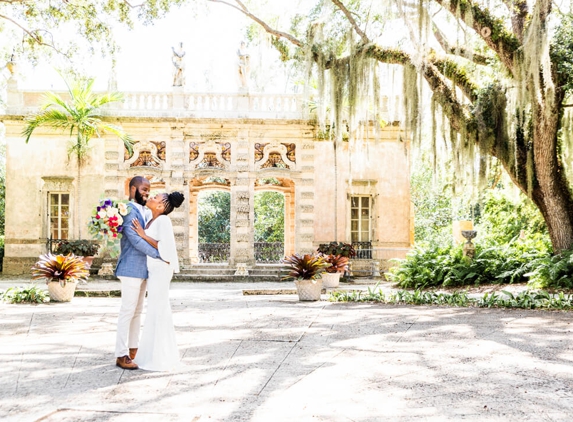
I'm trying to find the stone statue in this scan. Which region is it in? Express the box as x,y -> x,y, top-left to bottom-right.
172,42 -> 186,87
237,41 -> 250,91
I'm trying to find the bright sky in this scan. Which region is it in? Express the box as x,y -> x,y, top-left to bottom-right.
17,2 -> 289,94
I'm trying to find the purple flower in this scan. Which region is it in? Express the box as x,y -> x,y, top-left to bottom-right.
104,199 -> 113,207
96,206 -> 101,212
118,226 -> 123,233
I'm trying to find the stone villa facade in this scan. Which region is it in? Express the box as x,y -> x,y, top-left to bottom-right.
1,78 -> 412,274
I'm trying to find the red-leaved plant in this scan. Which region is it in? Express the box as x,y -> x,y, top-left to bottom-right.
324,254 -> 349,273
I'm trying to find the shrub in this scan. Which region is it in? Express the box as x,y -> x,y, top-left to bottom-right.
54,240 -> 100,256
1,285 -> 48,304
317,242 -> 356,258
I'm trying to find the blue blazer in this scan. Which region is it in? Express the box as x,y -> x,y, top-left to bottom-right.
115,203 -> 161,279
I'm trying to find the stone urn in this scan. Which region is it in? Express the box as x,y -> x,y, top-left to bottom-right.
321,272 -> 342,288
47,281 -> 78,302
294,279 -> 323,301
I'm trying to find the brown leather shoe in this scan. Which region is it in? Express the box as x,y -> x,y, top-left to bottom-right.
129,348 -> 138,360
116,355 -> 138,370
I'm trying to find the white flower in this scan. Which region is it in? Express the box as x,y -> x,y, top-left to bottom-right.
118,203 -> 128,216
107,207 -> 118,218
116,215 -> 124,226
98,210 -> 107,219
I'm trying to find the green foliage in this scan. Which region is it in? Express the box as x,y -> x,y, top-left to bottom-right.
317,242 -> 356,258
254,191 -> 284,242
198,191 -> 230,243
476,192 -> 549,246
526,249 -> 573,290
54,240 -> 100,256
282,253 -> 328,281
23,77 -> 133,161
388,241 -> 546,289
0,139 -> 5,237
410,165 -> 453,246
1,285 -> 48,304
551,13 -> 573,95
31,253 -> 90,287
329,287 -> 573,311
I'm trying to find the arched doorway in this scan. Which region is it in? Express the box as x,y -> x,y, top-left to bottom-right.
254,177 -> 295,262
189,176 -> 231,263
254,190 -> 284,262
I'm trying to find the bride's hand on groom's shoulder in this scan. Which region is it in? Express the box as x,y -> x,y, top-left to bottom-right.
132,220 -> 145,237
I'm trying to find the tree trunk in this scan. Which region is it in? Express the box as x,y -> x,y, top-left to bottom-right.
530,109 -> 573,253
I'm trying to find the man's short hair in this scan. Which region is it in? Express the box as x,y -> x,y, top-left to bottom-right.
129,176 -> 148,189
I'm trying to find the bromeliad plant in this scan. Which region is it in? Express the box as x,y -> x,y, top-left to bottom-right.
324,254 -> 349,273
32,253 -> 90,287
282,253 -> 329,282
317,242 -> 356,258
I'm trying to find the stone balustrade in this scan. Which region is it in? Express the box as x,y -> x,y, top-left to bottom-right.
2,79 -> 398,121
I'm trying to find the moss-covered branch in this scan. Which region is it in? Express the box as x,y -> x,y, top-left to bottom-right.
432,24 -> 489,65
429,56 -> 480,102
434,0 -> 521,75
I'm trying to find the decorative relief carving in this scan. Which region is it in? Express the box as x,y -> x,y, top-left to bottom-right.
236,234 -> 250,242
254,143 -> 269,162
300,233 -> 314,241
236,220 -> 250,227
189,140 -> 231,168
124,140 -> 165,168
300,178 -> 314,186
236,165 -> 249,172
301,154 -> 314,162
42,176 -> 74,192
283,143 -> 296,163
235,205 -> 250,213
235,191 -> 250,200
300,219 -> 314,226
261,152 -> 289,169
237,153 -> 249,162
302,142 -> 315,149
235,178 -> 250,186
300,205 -> 314,213
301,192 -> 314,199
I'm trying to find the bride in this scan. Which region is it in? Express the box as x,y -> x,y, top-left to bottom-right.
131,191 -> 184,371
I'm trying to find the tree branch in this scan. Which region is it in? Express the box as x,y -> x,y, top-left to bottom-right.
432,24 -> 489,65
433,0 -> 520,75
331,0 -> 369,44
208,0 -> 303,47
501,0 -> 529,42
429,56 -> 479,102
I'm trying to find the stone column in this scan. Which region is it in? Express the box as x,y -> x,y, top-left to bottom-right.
229,138 -> 254,266
168,124 -> 189,266
296,141 -> 316,254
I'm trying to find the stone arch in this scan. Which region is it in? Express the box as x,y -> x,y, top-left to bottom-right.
254,177 -> 295,257
254,141 -> 296,171
188,176 -> 232,263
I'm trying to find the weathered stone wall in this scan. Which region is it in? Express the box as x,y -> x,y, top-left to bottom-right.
1,115 -> 411,274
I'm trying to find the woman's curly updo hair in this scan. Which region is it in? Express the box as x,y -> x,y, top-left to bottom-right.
162,191 -> 185,215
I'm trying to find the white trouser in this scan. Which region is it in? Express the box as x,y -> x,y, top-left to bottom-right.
115,276 -> 147,358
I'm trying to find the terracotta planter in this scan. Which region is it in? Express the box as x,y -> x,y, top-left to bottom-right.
321,272 -> 341,288
81,256 -> 94,269
47,281 -> 77,302
294,279 -> 323,301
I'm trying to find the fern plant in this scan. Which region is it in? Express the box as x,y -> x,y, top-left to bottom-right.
32,253 -> 90,287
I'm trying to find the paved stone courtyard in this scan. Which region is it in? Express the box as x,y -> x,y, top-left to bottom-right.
1,281 -> 573,421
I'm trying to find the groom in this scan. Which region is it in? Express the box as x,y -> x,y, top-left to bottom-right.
114,176 -> 163,370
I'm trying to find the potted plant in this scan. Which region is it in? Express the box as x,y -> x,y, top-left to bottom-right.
32,253 -> 90,302
282,253 -> 328,301
317,242 -> 356,258
321,255 -> 349,288
54,240 -> 100,268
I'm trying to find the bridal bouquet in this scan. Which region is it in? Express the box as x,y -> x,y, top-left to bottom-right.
88,198 -> 131,257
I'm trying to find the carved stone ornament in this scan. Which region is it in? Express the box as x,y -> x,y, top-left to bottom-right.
42,176 -> 74,191
124,141 -> 165,168
189,140 -> 230,170
254,142 -> 296,171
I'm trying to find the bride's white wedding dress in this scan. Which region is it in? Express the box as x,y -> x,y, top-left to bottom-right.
135,215 -> 180,371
